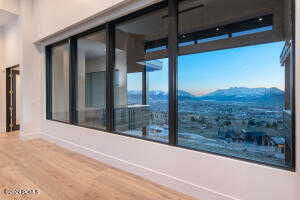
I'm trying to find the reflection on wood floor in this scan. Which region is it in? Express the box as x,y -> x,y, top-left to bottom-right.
0,131 -> 197,200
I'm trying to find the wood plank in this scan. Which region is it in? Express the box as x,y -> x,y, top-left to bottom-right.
0,132 -> 198,200
0,166 -> 53,200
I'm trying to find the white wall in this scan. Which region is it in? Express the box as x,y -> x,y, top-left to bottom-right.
0,0 -> 19,15
0,0 -> 42,135
0,26 -> 5,132
2,18 -> 21,67
0,1 -> 21,133
0,0 -> 298,199
0,26 -> 4,65
32,0 -> 133,41
18,0 -> 42,138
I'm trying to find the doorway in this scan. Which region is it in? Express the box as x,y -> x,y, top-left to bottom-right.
6,65 -> 20,132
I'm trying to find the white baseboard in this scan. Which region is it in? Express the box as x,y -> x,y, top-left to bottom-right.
0,125 -> 6,133
41,133 -> 238,200
20,133 -> 41,141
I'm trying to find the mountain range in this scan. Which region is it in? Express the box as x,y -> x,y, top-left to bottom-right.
128,87 -> 284,104
197,87 -> 284,104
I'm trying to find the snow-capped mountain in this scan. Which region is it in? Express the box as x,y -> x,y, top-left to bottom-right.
127,90 -> 142,95
127,87 -> 284,104
197,87 -> 284,103
200,87 -> 283,97
178,90 -> 195,98
149,90 -> 168,97
128,90 -> 195,100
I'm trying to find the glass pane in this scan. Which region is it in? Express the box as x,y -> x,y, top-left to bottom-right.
114,5 -> 169,143
76,30 -> 107,129
51,42 -> 70,122
127,72 -> 142,105
177,0 -> 294,168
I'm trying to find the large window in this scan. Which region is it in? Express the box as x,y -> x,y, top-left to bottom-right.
76,30 -> 107,129
46,0 -> 295,170
114,4 -> 169,143
177,0 -> 295,167
50,42 -> 70,122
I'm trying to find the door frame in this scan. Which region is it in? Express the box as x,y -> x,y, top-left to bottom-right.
6,65 -> 20,132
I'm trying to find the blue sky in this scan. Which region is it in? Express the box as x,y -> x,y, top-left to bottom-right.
128,41 -> 285,96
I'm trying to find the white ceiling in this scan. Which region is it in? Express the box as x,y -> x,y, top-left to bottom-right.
0,9 -> 18,27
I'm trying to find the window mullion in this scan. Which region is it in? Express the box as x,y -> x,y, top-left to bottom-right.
168,0 -> 178,145
106,23 -> 115,132
46,46 -> 52,120
69,37 -> 78,124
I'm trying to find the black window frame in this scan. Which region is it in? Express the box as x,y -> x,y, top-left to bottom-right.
72,24 -> 108,132
46,39 -> 71,124
45,0 -> 296,171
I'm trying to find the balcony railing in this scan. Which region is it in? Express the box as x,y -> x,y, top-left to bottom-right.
115,104 -> 151,132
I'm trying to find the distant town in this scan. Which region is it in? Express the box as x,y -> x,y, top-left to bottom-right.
127,87 -> 289,166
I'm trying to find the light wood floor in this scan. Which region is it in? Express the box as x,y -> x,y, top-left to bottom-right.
0,132 -> 197,200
